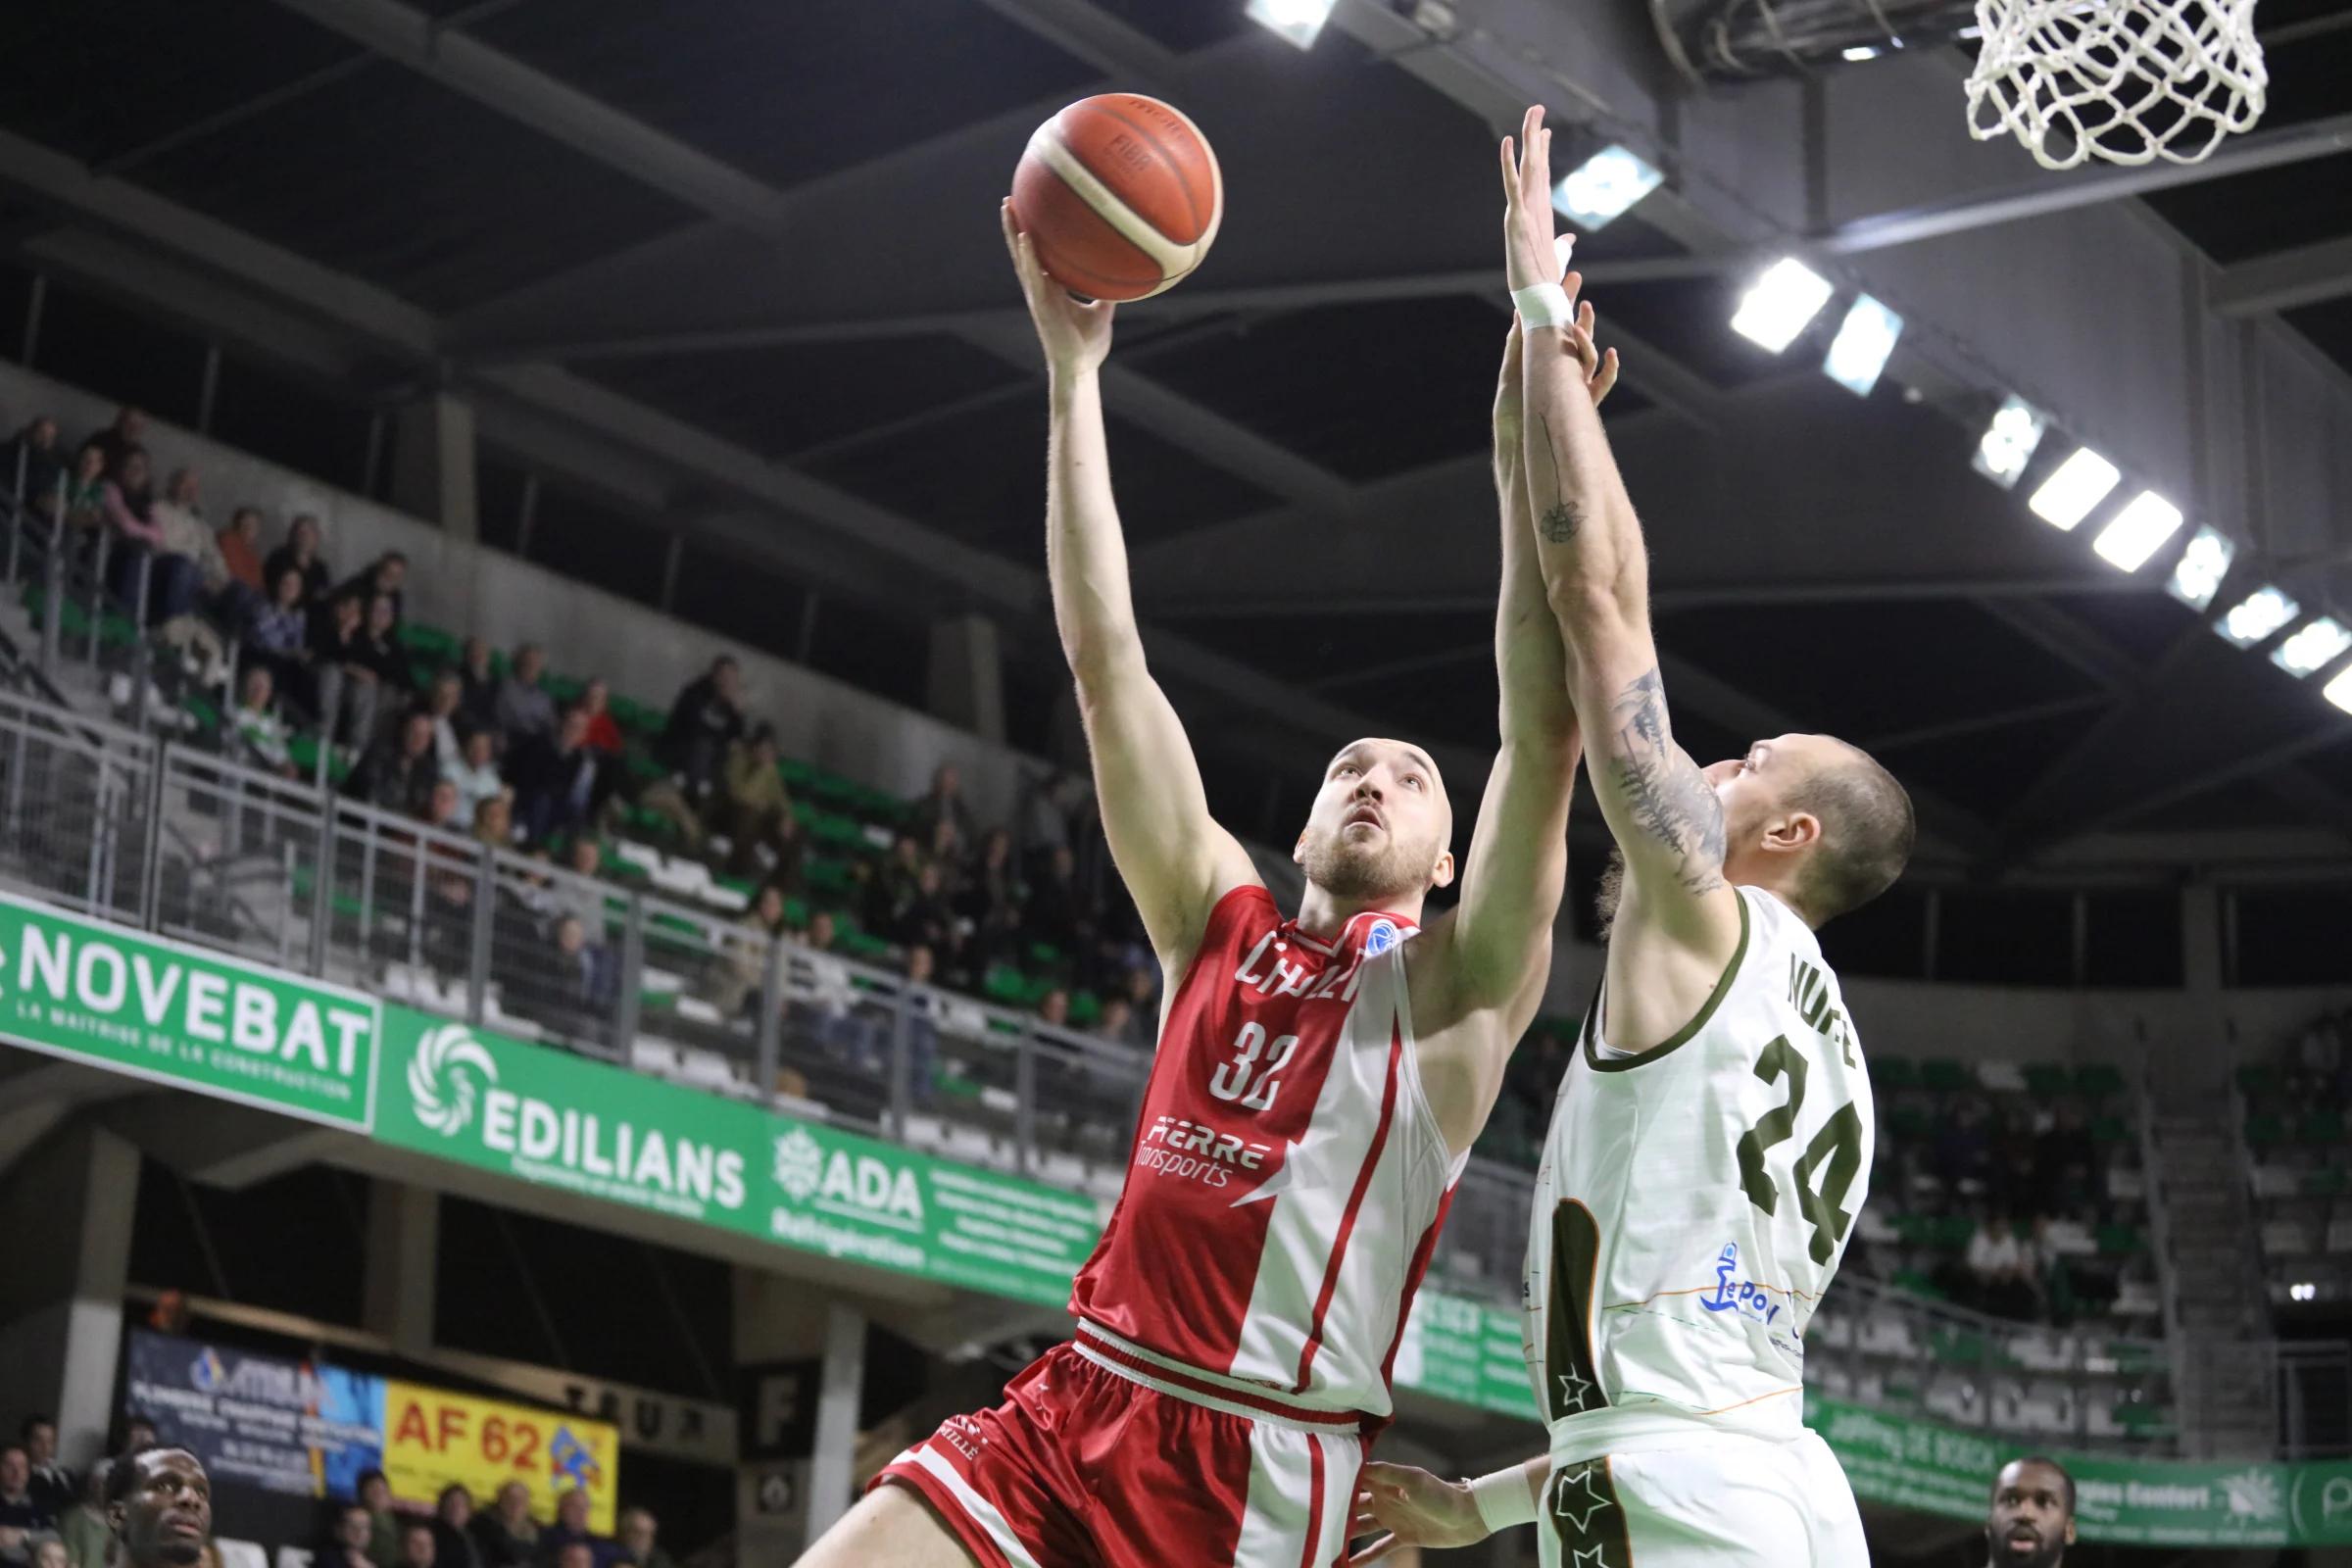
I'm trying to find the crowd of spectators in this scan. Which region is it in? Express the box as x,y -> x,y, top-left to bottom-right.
0,1413 -> 155,1568
10,405 -> 1164,1072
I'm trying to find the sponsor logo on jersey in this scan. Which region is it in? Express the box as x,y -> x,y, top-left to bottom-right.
1233,929 -> 1369,1004
1134,1113 -> 1273,1191
1697,1242 -> 1785,1327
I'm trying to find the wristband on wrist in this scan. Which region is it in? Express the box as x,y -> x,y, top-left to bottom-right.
1510,281 -> 1575,331
1467,1467 -> 1539,1534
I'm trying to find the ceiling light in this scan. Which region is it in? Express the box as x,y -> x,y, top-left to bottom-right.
2273,616 -> 2352,677
1552,145 -> 1665,230
2027,448 -> 2121,530
1972,396 -> 2047,489
1731,259 -> 1836,353
2090,490 -> 2183,570
2325,666 -> 2352,715
2216,584 -> 2299,648
1246,0 -> 1335,48
1842,44 -> 1882,61
2165,524 -> 2234,610
1822,295 -> 1903,396
2289,1282 -> 2317,1301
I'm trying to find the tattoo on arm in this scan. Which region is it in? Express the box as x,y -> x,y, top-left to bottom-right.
1607,668 -> 1728,896
1538,500 -> 1583,544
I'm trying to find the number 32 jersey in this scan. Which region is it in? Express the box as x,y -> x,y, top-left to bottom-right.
1523,885 -> 1875,1439
1068,884 -> 1464,1422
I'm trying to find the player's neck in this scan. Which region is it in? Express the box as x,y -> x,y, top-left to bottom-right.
1295,882 -> 1421,942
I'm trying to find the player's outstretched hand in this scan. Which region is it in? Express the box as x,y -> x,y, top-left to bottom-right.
1499,105 -> 1574,299
1002,199 -> 1112,377
1566,296 -> 1622,407
1347,1462 -> 1490,1564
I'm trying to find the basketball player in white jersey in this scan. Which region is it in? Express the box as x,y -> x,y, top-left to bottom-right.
1350,108 -> 1916,1567
796,205 -> 1618,1567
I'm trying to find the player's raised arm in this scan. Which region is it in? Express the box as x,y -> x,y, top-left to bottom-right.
1502,111 -> 1742,971
1003,203 -> 1258,976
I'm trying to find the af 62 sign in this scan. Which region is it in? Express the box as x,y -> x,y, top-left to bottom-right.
381,1382 -> 618,1532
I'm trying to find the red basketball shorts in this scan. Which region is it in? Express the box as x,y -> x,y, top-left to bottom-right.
872,1328 -> 1368,1568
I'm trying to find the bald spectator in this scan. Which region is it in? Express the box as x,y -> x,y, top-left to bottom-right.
465,1483 -> 534,1568
533,1491 -> 600,1568
612,1512 -> 669,1568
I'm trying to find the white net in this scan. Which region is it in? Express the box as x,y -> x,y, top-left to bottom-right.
1965,0 -> 2268,170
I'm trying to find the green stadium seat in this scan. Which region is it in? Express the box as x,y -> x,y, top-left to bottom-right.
2074,1063 -> 2127,1098
1921,1058 -> 1971,1093
1069,991 -> 1102,1027
2244,1114 -> 2287,1150
2023,1064 -> 2072,1098
1934,1214 -> 1977,1251
1870,1056 -> 1918,1091
2236,1063 -> 2282,1099
2299,1110 -> 2346,1147
2095,1223 -> 2145,1256
840,929 -> 894,962
2088,1115 -> 2129,1145
781,895 -> 809,927
2301,1166 -> 2350,1199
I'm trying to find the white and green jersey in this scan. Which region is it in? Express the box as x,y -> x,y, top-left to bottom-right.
1521,885 -> 1873,1452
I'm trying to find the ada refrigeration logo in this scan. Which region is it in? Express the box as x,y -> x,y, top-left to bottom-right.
408,1022 -> 746,1214
771,1126 -> 924,1226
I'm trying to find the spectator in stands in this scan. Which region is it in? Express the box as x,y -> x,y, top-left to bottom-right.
229,666 -> 297,778
956,827 -> 1022,972
60,444 -> 107,534
472,793 -> 515,851
496,645 -> 558,743
1036,988 -> 1070,1029
1022,845 -> 1097,977
466,1483 -> 534,1568
658,655 -> 746,813
358,1470 -> 400,1568
359,595 -> 410,700
894,944 -> 942,1106
893,860 -> 960,962
1097,995 -> 1135,1050
864,834 -> 923,936
82,407 -> 146,470
612,1510 -> 669,1568
551,1546 -> 592,1568
320,1504 -> 376,1568
555,838 -> 608,930
397,1523 -> 436,1568
712,883 -> 789,1017
5,417 -> 63,517
1020,768 -> 1085,880
242,565 -> 313,699
24,1536 -> 63,1568
0,1445 -> 49,1563
2032,1103 -> 2093,1209
349,711 -> 440,816
717,724 -> 793,878
20,1422 -> 69,1523
553,915 -> 617,1013
797,909 -> 874,1066
578,678 -> 623,758
534,1491 -> 598,1568
338,553 -> 408,625
456,637 -> 500,735
217,507 -> 266,596
1966,1208 -> 2035,1320
416,670 -> 468,773
263,514 -> 331,609
116,1419 -> 156,1458
912,763 -> 977,848
1933,1095 -> 1994,1198
143,468 -> 233,681
99,448 -> 199,625
428,1487 -> 480,1568
1984,1456 -> 2075,1568
53,1469 -> 105,1568
312,594 -> 381,749
445,729 -> 504,830
510,706 -> 602,845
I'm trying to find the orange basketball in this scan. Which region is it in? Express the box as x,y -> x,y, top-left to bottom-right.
1011,94 -> 1223,302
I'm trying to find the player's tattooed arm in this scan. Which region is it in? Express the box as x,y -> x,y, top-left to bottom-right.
1607,668 -> 1728,897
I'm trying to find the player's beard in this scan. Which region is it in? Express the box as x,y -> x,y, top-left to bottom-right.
1594,847 -> 1628,942
1991,1525 -> 2065,1568
1300,824 -> 1424,905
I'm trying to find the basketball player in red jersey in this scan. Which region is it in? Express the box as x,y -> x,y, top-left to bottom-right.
795,214 -> 1615,1566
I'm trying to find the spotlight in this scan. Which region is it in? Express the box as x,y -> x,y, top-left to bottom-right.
1973,396 -> 2047,489
2273,616 -> 2351,677
2090,491 -> 2183,571
2165,524 -> 2234,610
1822,296 -> 1903,396
1731,259 -> 1835,353
2326,665 -> 2352,715
1552,146 -> 1664,230
1842,45 -> 1882,61
2216,585 -> 2299,648
1246,0 -> 1335,49
2027,448 -> 2120,531
2289,1282 -> 2318,1301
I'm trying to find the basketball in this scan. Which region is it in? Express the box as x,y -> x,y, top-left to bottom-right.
1010,94 -> 1222,302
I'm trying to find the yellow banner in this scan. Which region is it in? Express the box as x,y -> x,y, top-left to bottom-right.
381,1382 -> 618,1533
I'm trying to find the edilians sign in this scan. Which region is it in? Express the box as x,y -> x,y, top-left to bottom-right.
377,1008 -> 1102,1307
0,893 -> 378,1129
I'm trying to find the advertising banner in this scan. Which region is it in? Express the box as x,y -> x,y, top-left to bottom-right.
1393,1288 -> 1540,1420
1810,1396 -> 2352,1547
0,893 -> 379,1129
381,1383 -> 618,1533
123,1331 -> 383,1499
376,1008 -> 1104,1307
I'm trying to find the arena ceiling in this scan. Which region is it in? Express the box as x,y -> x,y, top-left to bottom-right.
2,0 -> 2350,891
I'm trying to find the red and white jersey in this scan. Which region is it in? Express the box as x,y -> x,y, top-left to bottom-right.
1068,884 -> 1464,1422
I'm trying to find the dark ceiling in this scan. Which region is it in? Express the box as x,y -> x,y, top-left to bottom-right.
0,0 -> 2347,897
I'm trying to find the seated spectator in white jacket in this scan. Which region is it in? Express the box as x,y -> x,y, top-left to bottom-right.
444,728 -> 504,829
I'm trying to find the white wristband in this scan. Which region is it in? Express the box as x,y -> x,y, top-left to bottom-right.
1468,1467 -> 1539,1534
1511,281 -> 1574,331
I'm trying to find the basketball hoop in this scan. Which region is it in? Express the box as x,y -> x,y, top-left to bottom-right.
1965,0 -> 2267,170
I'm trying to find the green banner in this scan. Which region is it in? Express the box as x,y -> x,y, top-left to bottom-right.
376,1007 -> 1103,1307
1396,1288 -> 1540,1419
1810,1396 -> 2352,1547
0,893 -> 379,1129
